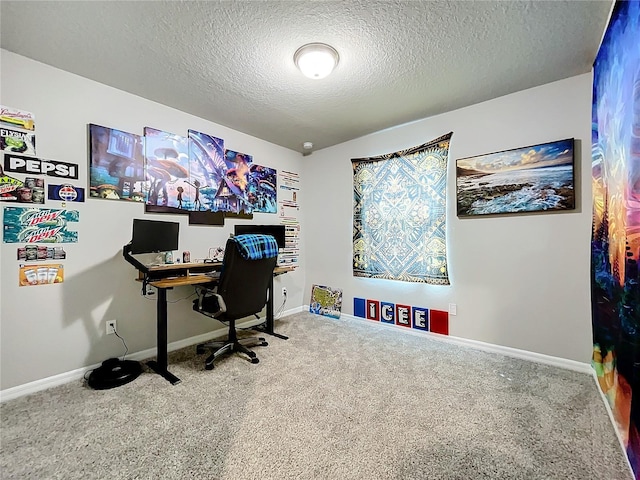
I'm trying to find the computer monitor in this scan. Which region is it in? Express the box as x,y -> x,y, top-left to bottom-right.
130,219 -> 179,254
234,224 -> 286,249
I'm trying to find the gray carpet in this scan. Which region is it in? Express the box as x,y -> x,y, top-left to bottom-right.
0,312 -> 632,479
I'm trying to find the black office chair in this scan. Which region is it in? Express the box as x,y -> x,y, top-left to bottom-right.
193,234 -> 278,369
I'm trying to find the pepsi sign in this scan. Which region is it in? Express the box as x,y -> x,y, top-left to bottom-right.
48,184 -> 85,202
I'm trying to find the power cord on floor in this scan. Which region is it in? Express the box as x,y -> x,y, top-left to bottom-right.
82,325 -> 130,381
113,327 -> 129,361
274,289 -> 287,320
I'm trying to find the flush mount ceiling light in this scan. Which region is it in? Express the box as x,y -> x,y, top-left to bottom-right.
294,43 -> 339,80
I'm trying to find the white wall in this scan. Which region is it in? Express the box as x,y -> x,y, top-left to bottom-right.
0,49 -> 594,392
0,51 -> 305,390
303,73 -> 594,363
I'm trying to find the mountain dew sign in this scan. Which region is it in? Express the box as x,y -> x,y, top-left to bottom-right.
3,206 -> 79,243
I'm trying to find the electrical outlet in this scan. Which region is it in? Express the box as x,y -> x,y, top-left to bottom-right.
448,303 -> 457,316
282,287 -> 287,296
106,320 -> 117,335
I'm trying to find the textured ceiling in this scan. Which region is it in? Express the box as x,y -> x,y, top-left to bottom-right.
0,1 -> 612,154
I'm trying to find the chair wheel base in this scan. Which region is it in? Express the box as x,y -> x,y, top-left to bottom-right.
205,363 -> 214,370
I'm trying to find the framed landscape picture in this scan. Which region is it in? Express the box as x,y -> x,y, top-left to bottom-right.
456,138 -> 575,217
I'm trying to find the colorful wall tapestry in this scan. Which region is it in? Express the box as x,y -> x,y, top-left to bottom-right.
352,133 -> 452,284
591,1 -> 640,475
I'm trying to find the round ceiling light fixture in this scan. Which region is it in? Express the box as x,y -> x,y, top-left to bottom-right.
294,43 -> 339,80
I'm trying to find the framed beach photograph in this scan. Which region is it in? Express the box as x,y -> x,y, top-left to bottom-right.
456,138 -> 575,217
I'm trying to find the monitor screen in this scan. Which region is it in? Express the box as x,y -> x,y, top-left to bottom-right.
130,219 -> 179,254
234,224 -> 286,249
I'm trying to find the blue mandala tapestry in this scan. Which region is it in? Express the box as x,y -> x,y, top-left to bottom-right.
352,133 -> 452,285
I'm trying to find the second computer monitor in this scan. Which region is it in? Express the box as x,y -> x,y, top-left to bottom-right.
130,219 -> 179,254
234,224 -> 286,249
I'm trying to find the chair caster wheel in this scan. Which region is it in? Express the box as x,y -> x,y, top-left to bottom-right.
205,363 -> 214,370
260,342 -> 269,347
196,346 -> 205,355
251,357 -> 260,364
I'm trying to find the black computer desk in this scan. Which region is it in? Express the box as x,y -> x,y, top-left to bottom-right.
137,262 -> 293,385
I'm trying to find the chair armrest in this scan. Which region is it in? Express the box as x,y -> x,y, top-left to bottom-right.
193,287 -> 227,318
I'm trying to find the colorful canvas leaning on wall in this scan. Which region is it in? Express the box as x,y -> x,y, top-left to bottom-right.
309,284 -> 343,319
591,1 -> 640,476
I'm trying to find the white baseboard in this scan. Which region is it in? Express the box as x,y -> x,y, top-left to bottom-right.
331,310 -> 593,374
0,308 -> 302,403
0,305 -> 593,402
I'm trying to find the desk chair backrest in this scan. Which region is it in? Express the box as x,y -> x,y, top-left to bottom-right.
216,234 -> 278,320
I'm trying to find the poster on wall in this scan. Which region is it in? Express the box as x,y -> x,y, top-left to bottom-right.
590,1 -> 640,476
17,244 -> 66,261
0,173 -> 45,204
18,263 -> 64,286
309,284 -> 343,319
144,127 -> 190,213
456,138 -> 575,216
3,206 -> 79,243
0,170 -> 24,201
1,127 -> 36,155
88,124 -> 146,201
48,184 -> 85,203
1,106 -> 36,156
0,105 -> 35,132
248,165 -> 277,213
3,153 -> 78,179
215,149 -> 252,214
187,129 -> 226,212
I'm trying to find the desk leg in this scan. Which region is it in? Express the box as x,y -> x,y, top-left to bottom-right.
256,275 -> 288,340
146,287 -> 182,385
